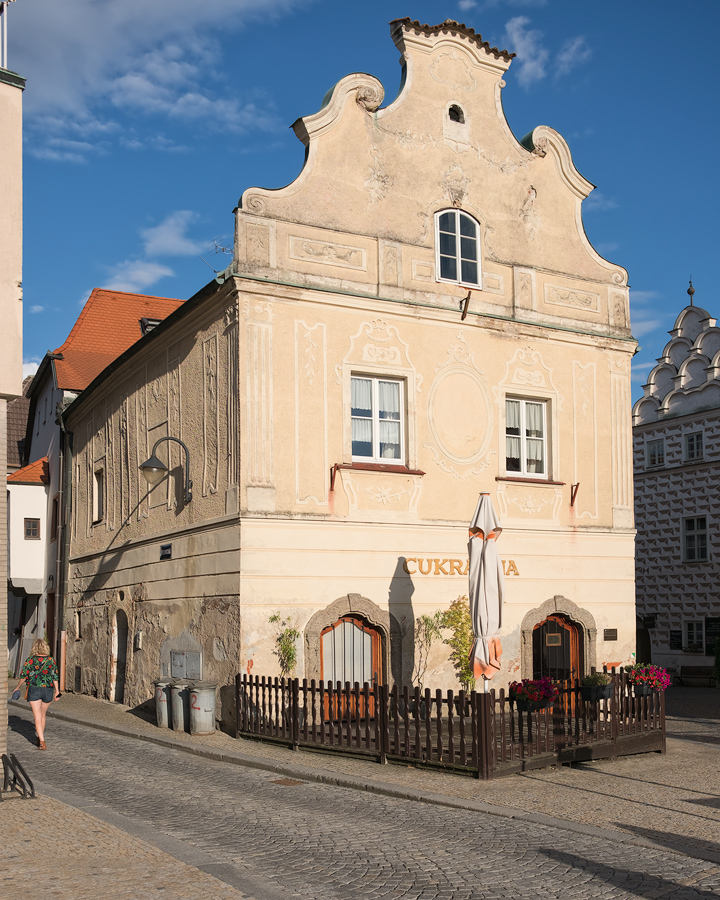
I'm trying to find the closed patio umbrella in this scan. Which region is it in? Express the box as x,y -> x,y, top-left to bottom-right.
468,493 -> 505,686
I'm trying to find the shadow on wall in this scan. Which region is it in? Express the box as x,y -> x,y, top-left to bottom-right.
388,556 -> 415,686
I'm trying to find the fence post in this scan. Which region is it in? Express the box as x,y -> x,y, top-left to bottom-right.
291,678 -> 300,750
379,684 -> 389,764
660,687 -> 666,754
477,691 -> 492,780
611,671 -> 618,760
235,673 -> 242,738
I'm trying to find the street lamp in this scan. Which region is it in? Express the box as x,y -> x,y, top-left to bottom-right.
139,437 -> 193,504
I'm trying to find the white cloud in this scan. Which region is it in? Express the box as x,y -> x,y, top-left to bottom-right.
631,317 -> 663,338
29,305 -> 44,314
142,211 -> 204,257
503,17 -> 549,87
12,0 -> 307,157
102,260 -> 175,294
630,290 -> 659,305
23,360 -> 40,379
458,0 -> 477,10
584,191 -> 618,212
556,36 -> 592,78
596,242 -> 619,255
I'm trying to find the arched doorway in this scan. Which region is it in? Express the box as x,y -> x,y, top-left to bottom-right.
111,609 -> 128,703
532,614 -> 583,682
320,615 -> 381,718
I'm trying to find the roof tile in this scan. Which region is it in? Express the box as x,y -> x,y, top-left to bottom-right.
8,456 -> 49,484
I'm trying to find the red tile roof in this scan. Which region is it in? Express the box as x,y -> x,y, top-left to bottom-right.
52,289 -> 185,392
8,456 -> 49,484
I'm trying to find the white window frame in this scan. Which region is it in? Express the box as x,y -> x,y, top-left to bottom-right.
646,438 -> 665,468
683,620 -> 704,652
682,515 -> 707,562
351,375 -> 405,465
434,209 -> 481,289
685,431 -> 704,462
504,397 -> 548,479
92,468 -> 105,524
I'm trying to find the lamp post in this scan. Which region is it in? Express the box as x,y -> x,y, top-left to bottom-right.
139,437 -> 193,504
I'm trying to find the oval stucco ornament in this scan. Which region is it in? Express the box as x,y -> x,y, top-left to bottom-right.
427,367 -> 492,464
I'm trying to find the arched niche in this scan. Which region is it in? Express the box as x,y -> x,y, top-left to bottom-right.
671,306 -> 713,343
632,396 -> 659,425
304,593 -> 405,687
676,354 -> 710,391
646,363 -> 677,401
694,327 -> 720,361
520,595 -> 597,679
661,337 -> 691,369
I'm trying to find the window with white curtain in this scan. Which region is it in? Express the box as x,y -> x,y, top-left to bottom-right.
505,398 -> 547,477
351,376 -> 404,463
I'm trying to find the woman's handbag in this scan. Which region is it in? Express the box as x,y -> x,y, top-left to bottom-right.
10,688 -> 20,701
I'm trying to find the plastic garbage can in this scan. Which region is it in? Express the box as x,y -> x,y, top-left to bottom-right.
189,682 -> 217,735
153,679 -> 172,728
171,681 -> 191,732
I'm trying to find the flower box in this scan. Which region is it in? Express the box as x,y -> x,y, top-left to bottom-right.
514,698 -> 552,712
633,683 -> 657,697
580,683 -> 613,702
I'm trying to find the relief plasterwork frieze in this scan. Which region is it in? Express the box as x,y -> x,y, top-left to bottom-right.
335,320 -> 421,391
544,284 -> 600,313
295,321 -> 328,505
496,345 -> 563,409
289,236 -> 367,271
365,146 -> 392,206
429,50 -> 477,92
203,334 -> 219,496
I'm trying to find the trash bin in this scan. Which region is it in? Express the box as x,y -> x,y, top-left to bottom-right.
153,679 -> 172,728
170,681 -> 191,732
189,682 -> 217,735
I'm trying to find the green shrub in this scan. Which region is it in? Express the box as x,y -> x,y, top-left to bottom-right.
441,596 -> 475,692
582,672 -> 612,687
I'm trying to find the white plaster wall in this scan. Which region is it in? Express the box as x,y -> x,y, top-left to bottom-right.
8,482 -> 48,583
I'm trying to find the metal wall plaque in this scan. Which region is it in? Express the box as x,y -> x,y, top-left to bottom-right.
669,630 -> 683,650
160,544 -> 172,560
642,615 -> 656,629
545,634 -> 562,646
603,629 -> 618,641
170,651 -> 202,680
706,617 -> 720,656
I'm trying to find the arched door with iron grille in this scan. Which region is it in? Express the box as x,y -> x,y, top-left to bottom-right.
320,615 -> 382,718
532,614 -> 583,683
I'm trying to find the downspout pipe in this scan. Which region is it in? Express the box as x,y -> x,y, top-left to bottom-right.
56,407 -> 73,690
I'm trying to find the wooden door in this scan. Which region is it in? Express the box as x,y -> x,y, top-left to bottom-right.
320,616 -> 381,720
532,614 -> 582,682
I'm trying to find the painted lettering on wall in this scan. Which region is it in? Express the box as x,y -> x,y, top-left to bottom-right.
402,558 -> 520,576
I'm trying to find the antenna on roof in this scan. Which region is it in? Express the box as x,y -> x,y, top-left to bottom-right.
688,278 -> 695,306
0,0 -> 17,70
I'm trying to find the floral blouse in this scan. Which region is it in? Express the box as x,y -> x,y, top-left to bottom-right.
20,655 -> 59,688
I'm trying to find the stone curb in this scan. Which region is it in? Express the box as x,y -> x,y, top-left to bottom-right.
10,699 -> 682,859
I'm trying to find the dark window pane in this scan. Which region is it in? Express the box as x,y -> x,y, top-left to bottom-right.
459,214 -> 476,237
440,256 -> 457,280
352,440 -> 372,457
461,260 -> 478,284
439,232 -> 456,256
506,454 -> 521,472
439,212 -> 455,233
460,236 -> 477,261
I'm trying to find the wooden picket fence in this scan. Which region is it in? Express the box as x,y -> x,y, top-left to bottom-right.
235,668 -> 665,779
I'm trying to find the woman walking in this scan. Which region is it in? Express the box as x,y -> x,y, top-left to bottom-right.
19,639 -> 61,749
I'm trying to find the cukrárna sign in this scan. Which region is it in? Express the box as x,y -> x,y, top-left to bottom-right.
403,558 -> 519,576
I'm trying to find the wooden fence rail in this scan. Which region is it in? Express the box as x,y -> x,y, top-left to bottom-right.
235,668 -> 665,780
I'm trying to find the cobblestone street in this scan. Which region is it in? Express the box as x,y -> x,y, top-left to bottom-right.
2,689 -> 720,900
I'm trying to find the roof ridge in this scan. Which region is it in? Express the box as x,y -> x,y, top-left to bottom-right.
8,455 -> 50,484
389,17 -> 515,62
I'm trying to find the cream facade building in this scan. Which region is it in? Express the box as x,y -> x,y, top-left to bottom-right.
63,20 -> 637,713
0,60 -> 24,753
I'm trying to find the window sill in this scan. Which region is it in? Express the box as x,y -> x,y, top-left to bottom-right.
331,462 -> 425,490
496,476 -> 565,486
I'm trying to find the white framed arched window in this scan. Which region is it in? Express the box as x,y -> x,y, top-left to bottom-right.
435,210 -> 481,288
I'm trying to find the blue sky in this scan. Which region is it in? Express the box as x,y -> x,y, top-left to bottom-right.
9,0 -> 720,399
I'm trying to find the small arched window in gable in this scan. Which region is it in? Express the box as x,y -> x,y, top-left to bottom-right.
448,105 -> 465,124
435,210 -> 481,288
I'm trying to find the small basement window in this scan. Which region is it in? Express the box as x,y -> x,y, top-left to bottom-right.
448,105 -> 465,124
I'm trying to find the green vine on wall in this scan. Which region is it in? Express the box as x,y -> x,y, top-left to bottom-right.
411,611 -> 445,692
269,613 -> 300,678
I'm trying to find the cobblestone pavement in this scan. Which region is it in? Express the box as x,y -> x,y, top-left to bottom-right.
1,792 -> 250,900
5,695 -> 720,900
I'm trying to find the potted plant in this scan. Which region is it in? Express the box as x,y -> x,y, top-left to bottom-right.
625,663 -> 671,696
509,677 -> 559,712
580,672 -> 613,702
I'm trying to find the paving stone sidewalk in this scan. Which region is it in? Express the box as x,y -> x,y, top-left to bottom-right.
0,792 -> 250,900
8,684 -> 720,866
